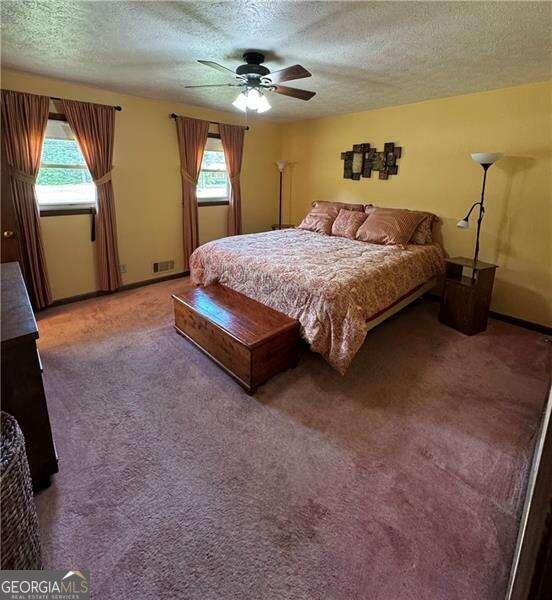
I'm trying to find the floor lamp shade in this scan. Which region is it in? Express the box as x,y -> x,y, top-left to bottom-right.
470,152 -> 503,165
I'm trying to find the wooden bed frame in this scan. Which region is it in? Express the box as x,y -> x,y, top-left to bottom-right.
365,277 -> 438,332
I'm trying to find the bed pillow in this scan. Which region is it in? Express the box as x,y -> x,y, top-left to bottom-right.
331,209 -> 368,239
356,207 -> 426,245
312,200 -> 365,216
363,205 -> 437,244
411,214 -> 437,244
299,201 -> 365,234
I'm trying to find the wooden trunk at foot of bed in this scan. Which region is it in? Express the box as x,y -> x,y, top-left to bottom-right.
172,284 -> 300,394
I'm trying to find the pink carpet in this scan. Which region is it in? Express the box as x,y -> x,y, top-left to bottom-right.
35,278 -> 550,600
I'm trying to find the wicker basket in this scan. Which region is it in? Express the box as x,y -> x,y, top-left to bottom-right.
1,411 -> 42,569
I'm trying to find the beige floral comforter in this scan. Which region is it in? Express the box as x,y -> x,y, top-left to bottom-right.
190,229 -> 444,373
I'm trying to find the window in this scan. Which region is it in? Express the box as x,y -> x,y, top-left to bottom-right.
196,136 -> 229,206
35,117 -> 96,214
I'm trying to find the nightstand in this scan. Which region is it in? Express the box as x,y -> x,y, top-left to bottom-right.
439,257 -> 497,335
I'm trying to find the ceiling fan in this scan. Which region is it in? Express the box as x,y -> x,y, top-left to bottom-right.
184,51 -> 316,114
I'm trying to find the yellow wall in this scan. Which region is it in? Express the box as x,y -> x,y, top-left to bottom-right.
1,69 -> 282,300
281,82 -> 552,327
2,69 -> 550,326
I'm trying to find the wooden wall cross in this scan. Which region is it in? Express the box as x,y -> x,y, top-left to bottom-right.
341,142 -> 402,180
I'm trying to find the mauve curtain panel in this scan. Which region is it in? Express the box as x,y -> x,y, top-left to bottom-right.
219,123 -> 244,236
59,99 -> 122,291
175,116 -> 209,270
1,89 -> 52,308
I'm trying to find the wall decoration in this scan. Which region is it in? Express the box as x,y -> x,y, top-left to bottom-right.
341,151 -> 354,180
341,142 -> 402,180
341,147 -> 364,180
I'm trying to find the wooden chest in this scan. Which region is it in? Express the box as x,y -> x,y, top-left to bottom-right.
172,284 -> 300,393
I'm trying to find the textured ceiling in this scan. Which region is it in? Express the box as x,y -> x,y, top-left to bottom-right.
1,1 -> 551,121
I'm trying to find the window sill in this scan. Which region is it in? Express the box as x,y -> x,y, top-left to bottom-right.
40,206 -> 97,217
198,200 -> 229,207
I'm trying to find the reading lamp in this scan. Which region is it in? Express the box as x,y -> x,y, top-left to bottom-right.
457,152 -> 503,267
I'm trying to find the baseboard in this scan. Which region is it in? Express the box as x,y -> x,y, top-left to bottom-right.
120,271 -> 188,292
49,289 -> 103,307
488,311 -> 552,335
425,292 -> 552,335
47,271 -> 189,309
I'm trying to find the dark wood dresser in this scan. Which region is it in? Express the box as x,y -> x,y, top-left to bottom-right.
1,262 -> 58,491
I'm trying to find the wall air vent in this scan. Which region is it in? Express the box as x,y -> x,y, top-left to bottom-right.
153,260 -> 175,273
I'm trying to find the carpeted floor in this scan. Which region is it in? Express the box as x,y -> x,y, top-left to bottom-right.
35,278 -> 550,600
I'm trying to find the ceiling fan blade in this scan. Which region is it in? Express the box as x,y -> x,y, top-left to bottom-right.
183,83 -> 242,89
268,64 -> 312,84
273,85 -> 316,101
197,60 -> 241,79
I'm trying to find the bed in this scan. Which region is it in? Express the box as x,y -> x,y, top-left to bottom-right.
190,228 -> 445,373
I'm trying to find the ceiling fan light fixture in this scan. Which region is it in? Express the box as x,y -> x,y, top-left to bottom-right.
196,54 -> 315,112
232,88 -> 271,114
232,91 -> 248,112
245,88 -> 262,110
256,93 -> 271,113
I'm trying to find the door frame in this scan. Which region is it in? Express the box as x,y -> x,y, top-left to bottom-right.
506,384 -> 552,599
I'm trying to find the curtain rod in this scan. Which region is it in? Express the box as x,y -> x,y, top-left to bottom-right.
51,95 -> 122,111
1,89 -> 122,110
169,113 -> 249,130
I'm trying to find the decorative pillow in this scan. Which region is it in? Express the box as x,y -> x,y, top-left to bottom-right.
299,201 -> 365,234
298,206 -> 336,235
356,208 -> 426,245
331,209 -> 367,239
